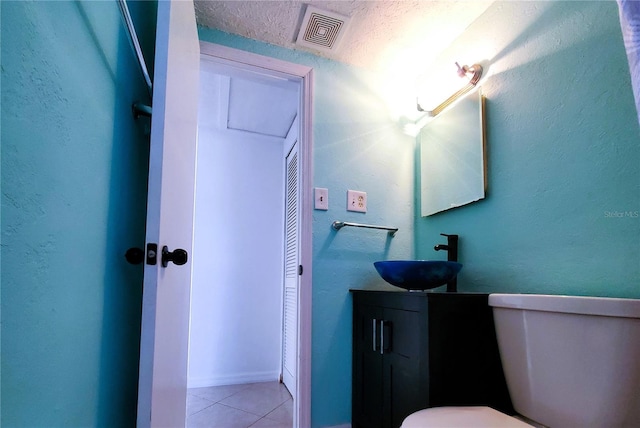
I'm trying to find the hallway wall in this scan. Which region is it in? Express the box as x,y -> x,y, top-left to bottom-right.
188,70 -> 287,387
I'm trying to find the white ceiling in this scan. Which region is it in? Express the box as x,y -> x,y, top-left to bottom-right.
226,77 -> 298,138
200,58 -> 299,139
195,1 -> 495,79
196,1 -> 496,137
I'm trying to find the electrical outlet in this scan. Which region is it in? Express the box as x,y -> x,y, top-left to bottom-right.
347,190 -> 367,213
314,187 -> 328,210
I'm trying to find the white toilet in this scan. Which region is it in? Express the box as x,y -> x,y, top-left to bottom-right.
401,293 -> 640,428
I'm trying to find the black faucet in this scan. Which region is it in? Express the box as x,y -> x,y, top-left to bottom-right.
434,233 -> 458,292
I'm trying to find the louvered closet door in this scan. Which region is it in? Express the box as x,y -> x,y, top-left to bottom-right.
282,140 -> 299,398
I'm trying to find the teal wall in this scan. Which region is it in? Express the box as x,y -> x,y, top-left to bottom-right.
416,1 -> 640,299
1,1 -> 155,426
198,28 -> 416,428
201,2 -> 639,426
2,1 -> 635,427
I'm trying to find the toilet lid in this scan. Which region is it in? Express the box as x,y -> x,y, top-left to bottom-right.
401,406 -> 533,428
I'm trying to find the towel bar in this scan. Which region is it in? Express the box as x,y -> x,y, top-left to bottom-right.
332,221 -> 398,237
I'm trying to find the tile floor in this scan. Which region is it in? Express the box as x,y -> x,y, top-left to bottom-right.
186,381 -> 293,428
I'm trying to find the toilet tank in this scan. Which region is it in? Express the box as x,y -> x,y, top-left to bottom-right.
489,293 -> 640,428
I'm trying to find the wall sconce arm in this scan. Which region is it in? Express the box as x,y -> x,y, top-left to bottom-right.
417,63 -> 483,116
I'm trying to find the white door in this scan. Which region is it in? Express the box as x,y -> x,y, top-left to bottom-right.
136,1 -> 200,427
282,138 -> 300,398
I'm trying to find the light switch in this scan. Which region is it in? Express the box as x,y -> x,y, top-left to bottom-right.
315,187 -> 329,210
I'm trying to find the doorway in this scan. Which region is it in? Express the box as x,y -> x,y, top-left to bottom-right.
187,42 -> 313,428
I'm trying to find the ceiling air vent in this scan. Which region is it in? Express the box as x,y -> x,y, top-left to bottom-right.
295,5 -> 350,53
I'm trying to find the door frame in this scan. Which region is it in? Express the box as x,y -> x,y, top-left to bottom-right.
199,41 -> 313,428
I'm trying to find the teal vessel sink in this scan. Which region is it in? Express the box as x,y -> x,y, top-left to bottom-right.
373,260 -> 463,291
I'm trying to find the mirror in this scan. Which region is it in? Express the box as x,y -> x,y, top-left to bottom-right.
420,89 -> 486,216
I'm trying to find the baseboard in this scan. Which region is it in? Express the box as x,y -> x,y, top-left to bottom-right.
187,371 -> 280,388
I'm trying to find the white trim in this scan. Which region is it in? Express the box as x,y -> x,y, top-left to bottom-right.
200,42 -> 313,79
298,66 -> 313,428
199,41 -> 313,428
217,75 -> 230,130
187,371 -> 281,389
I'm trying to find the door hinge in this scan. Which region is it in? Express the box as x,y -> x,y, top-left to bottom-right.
298,265 -> 303,275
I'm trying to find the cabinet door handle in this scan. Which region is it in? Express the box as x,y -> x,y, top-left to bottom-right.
379,320 -> 392,355
372,319 -> 378,352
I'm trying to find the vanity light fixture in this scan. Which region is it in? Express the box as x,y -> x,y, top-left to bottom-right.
417,62 -> 483,117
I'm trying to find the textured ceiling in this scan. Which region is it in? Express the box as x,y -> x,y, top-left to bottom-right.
195,1 -> 494,78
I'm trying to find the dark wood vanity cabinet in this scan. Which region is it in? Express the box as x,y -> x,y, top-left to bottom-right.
351,290 -> 512,428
